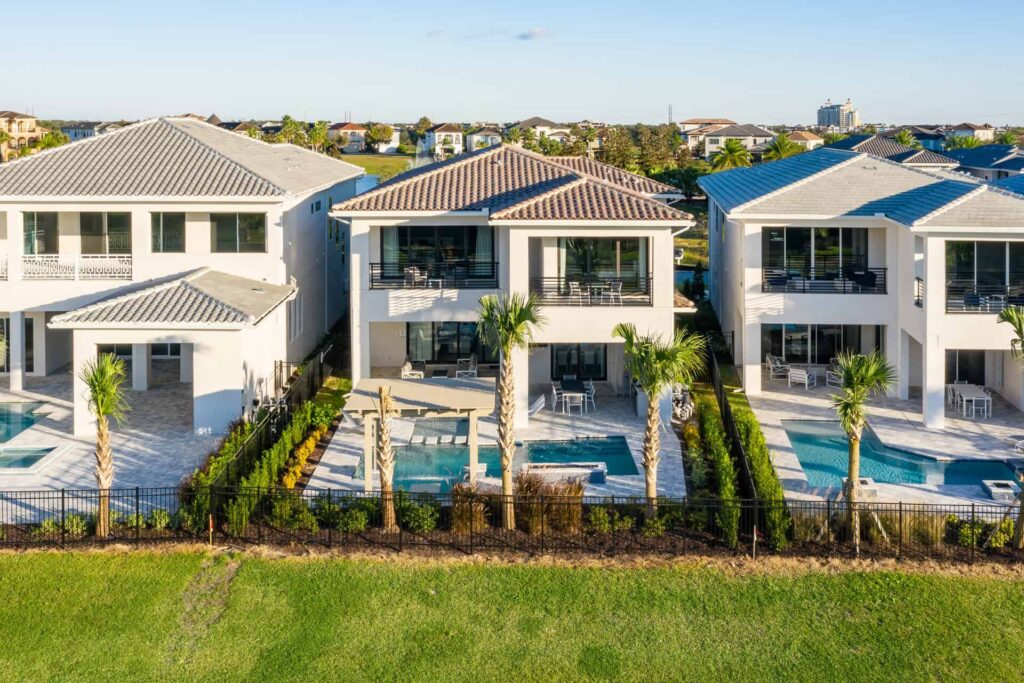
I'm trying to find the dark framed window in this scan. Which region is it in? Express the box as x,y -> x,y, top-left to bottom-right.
0,316 -> 34,373
22,212 -> 58,255
151,213 -> 186,252
211,213 -> 266,253
380,225 -> 495,269
80,212 -> 131,254
560,237 -> 647,281
551,344 -> 606,380
405,322 -> 497,364
97,344 -> 132,359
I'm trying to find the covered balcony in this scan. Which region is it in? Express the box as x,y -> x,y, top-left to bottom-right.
528,236 -> 653,307
761,226 -> 887,295
19,211 -> 133,281
369,224 -> 497,290
945,240 -> 1024,313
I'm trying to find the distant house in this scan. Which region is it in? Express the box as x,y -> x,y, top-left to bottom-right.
702,124 -> 774,157
216,121 -> 260,136
329,122 -> 368,153
371,126 -> 403,154
467,128 -> 503,150
62,121 -> 129,141
824,135 -> 958,169
787,130 -> 824,151
420,123 -> 464,160
678,118 -> 735,133
507,116 -> 571,143
942,145 -> 1024,181
681,123 -> 728,152
880,125 -> 946,152
946,123 -> 996,143
0,111 -> 46,162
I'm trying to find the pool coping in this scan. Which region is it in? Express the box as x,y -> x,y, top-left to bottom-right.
0,444 -> 73,476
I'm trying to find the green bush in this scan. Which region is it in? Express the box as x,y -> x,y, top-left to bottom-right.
397,495 -> 439,534
268,493 -> 318,534
64,514 -> 89,538
147,508 -> 171,531
33,518 -> 61,539
312,495 -> 342,528
336,508 -> 369,534
642,516 -> 667,538
733,409 -> 789,550
588,507 -> 612,534
123,512 -> 146,530
696,396 -> 739,548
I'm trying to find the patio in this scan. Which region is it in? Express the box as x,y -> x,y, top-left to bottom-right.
306,381 -> 685,498
749,370 -> 1023,505
0,361 -> 219,490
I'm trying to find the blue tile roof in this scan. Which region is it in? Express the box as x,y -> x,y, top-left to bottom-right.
850,180 -> 978,225
942,145 -> 1017,169
992,174 -> 1024,195
698,148 -> 857,212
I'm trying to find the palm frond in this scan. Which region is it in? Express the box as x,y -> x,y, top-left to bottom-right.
477,293 -> 546,356
614,323 -> 706,397
79,353 -> 130,424
829,350 -> 895,438
998,305 -> 1024,362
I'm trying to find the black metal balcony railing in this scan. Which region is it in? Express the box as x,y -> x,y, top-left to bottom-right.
530,276 -> 653,306
945,278 -> 1024,313
761,265 -> 887,294
914,277 -> 924,308
369,261 -> 499,289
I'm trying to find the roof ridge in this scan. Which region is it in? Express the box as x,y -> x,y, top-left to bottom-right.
0,116 -> 168,171
163,118 -> 288,195
912,184 -> 988,226
544,155 -> 679,194
491,176 -> 586,218
732,150 -> 864,212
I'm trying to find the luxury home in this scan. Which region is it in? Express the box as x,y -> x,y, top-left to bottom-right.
330,144 -> 691,426
0,118 -> 363,435
700,148 -> 1024,430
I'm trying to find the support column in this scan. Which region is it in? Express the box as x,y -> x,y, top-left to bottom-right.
741,320 -> 762,395
7,311 -> 24,392
897,330 -> 911,401
923,334 -> 945,430
511,346 -> 530,428
468,411 -> 479,486
179,343 -> 193,383
131,343 -> 151,391
362,416 -> 374,493
72,332 -> 95,436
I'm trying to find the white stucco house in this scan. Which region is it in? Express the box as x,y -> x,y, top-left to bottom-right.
946,123 -> 996,144
330,144 -> 691,426
508,117 -> 571,144
703,124 -> 774,157
419,123 -> 464,160
700,148 -> 1024,431
466,128 -> 502,151
0,117 -> 363,436
329,122 -> 368,153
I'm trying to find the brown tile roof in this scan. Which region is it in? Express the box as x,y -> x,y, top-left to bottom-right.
332,144 -> 689,222
429,123 -> 463,133
331,122 -> 366,131
545,156 -> 679,195
0,111 -> 32,119
788,131 -> 822,141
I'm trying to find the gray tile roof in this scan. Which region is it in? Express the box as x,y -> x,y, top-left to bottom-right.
699,147 -> 1024,227
50,269 -> 294,328
824,135 -> 957,166
512,116 -> 564,129
332,144 -> 689,222
0,117 -> 362,199
704,124 -> 773,138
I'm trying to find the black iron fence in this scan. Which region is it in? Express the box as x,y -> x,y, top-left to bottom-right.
914,276 -> 924,308
945,277 -> 1024,313
0,486 -> 1020,563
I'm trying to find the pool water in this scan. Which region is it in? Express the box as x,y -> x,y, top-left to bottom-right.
356,436 -> 638,493
0,403 -> 45,443
0,447 -> 55,469
783,420 -> 1017,488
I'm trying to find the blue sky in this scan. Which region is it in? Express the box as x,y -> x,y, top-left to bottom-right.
4,0 -> 1023,125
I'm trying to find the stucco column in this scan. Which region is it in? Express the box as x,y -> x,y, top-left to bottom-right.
923,334 -> 945,430
741,320 -> 762,395
7,311 -> 24,392
897,330 -> 911,401
131,343 -> 151,391
349,220 -> 370,383
179,343 -> 193,383
7,210 -> 23,281
363,416 -> 374,493
468,411 -> 479,486
512,346 -> 530,428
72,332 -> 96,436
922,237 -> 946,429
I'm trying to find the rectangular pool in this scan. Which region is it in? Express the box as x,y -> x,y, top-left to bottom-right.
356,436 -> 638,493
783,420 -> 1017,489
0,447 -> 56,469
0,403 -> 45,443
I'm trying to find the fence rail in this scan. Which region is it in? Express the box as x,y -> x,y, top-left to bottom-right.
762,266 -> 887,294
369,261 -> 499,289
0,486 -> 1019,562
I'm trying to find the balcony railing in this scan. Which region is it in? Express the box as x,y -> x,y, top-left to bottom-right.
946,278 -> 1024,313
369,261 -> 498,289
530,276 -> 653,307
0,258 -> 6,281
914,277 -> 924,308
761,265 -> 887,294
21,254 -> 133,280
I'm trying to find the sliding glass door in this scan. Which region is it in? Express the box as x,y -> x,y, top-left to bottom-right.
406,322 -> 497,364
761,324 -> 881,365
380,225 -> 495,272
551,344 -> 606,380
762,227 -> 868,277
560,237 -> 648,283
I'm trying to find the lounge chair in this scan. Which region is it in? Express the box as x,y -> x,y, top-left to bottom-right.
766,354 -> 790,380
788,367 -> 817,390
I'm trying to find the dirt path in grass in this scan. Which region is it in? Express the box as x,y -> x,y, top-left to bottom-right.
167,554 -> 242,666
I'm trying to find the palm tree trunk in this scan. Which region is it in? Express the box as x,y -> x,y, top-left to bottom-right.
376,389 -> 398,533
846,435 -> 861,557
94,415 -> 113,537
1014,491 -> 1024,550
643,392 -> 661,520
497,352 -> 516,530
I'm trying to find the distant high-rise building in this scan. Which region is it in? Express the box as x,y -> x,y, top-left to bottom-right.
816,99 -> 860,129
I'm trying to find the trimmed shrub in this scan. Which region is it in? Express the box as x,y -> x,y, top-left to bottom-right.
397,494 -> 440,534
450,483 -> 487,535
336,508 -> 369,534
33,518 -> 62,539
147,508 -> 171,531
268,492 -> 318,533
642,515 -> 667,538
123,513 -> 146,530
64,514 -> 89,538
696,396 -> 739,548
733,410 -> 789,550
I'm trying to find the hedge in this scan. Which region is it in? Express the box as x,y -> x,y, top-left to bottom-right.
733,410 -> 790,550
696,396 -> 739,548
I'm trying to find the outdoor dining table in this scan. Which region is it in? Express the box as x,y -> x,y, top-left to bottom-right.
953,384 -> 992,419
558,380 -> 588,414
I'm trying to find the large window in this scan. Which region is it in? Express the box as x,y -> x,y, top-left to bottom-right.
22,212 -> 58,255
80,212 -> 131,254
762,227 -> 868,276
380,225 -> 494,269
405,322 -> 497,364
551,344 -> 607,380
212,213 -> 266,253
946,240 -> 1024,309
151,213 -> 185,252
761,324 -> 881,365
560,237 -> 647,281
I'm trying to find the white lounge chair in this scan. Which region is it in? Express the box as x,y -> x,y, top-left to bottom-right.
401,361 -> 424,379
766,354 -> 790,381
788,367 -> 817,390
528,395 -> 546,416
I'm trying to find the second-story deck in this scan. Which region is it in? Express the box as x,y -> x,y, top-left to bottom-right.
530,275 -> 653,306
369,260 -> 499,290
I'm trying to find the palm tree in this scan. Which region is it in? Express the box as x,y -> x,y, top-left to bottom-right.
614,323 -> 706,519
830,350 -> 896,556
823,132 -> 848,145
996,131 -> 1020,146
375,385 -> 399,533
477,293 -> 546,530
892,129 -> 922,149
997,305 -> 1024,548
945,135 -> 982,150
763,133 -> 805,161
710,138 -> 751,171
80,353 -> 130,537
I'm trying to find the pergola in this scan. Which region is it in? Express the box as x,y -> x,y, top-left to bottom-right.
344,377 -> 496,491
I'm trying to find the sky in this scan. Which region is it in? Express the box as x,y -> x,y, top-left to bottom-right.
4,0 -> 1024,126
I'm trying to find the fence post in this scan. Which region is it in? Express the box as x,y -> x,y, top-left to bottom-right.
326,489 -> 333,550
826,499 -> 833,551
468,490 -> 474,554
135,487 -> 141,547
898,502 -> 903,561
540,496 -> 546,555
60,489 -> 66,548
970,503 -> 976,565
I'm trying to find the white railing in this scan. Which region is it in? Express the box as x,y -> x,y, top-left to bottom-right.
21,254 -> 133,280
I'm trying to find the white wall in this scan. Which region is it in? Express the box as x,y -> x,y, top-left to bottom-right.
368,322 -> 408,368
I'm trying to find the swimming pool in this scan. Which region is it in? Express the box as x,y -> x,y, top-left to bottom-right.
356,436 -> 638,493
0,447 -> 56,469
783,420 -> 1017,489
0,403 -> 45,443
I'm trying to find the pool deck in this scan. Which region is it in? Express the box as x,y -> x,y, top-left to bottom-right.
749,372 -> 1022,506
306,385 -> 686,498
0,363 -> 218,491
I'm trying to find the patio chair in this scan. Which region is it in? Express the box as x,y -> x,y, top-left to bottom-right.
788,367 -> 816,390
563,392 -> 585,416
601,280 -> 623,305
562,374 -> 577,381
550,383 -> 564,412
404,266 -> 427,288
400,362 -> 424,379
766,354 -> 790,381
963,291 -> 982,309
583,380 -> 597,412
568,280 -> 586,305
825,369 -> 842,389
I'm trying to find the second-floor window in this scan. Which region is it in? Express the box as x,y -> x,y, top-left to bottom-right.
80,212 -> 131,254
151,213 -> 186,253
211,213 -> 266,253
23,212 -> 58,255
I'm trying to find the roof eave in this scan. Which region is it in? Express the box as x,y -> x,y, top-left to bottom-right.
47,320 -> 253,331
328,209 -> 490,218
488,218 -> 692,227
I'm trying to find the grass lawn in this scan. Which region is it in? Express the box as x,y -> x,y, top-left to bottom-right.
1,552 -> 1022,682
341,154 -> 413,181
673,201 -> 708,267
313,375 -> 351,412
